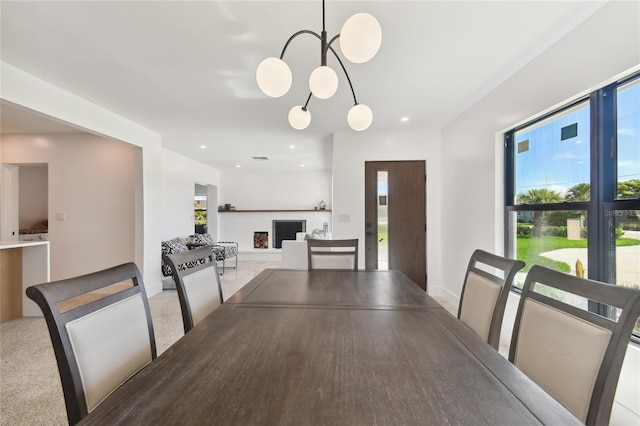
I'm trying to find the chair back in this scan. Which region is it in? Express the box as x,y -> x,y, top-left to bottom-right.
163,246 -> 223,333
509,265 -> 640,425
25,263 -> 156,425
457,249 -> 524,349
307,239 -> 359,270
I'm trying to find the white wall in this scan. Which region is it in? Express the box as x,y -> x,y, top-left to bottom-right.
219,169 -> 331,211
1,62 -> 222,295
332,130 -> 443,289
160,149 -> 221,241
440,2 -> 640,423
2,134 -> 136,281
18,164 -> 48,229
440,0 -> 640,303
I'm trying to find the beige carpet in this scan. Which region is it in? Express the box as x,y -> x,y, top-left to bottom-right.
0,259 -> 278,426
0,290 -> 183,426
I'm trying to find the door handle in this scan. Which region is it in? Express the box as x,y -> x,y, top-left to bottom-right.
366,232 -> 373,237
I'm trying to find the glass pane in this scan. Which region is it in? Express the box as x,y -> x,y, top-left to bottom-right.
194,194 -> 207,233
509,209 -> 588,289
513,101 -> 590,204
612,210 -> 640,288
616,79 -> 640,200
611,210 -> 640,332
377,171 -> 389,270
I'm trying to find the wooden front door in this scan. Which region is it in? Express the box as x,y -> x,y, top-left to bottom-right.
365,161 -> 426,290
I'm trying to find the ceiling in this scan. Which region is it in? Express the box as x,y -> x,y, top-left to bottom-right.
0,1 -> 607,171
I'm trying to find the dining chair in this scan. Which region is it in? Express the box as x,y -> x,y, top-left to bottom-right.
457,249 -> 525,350
25,263 -> 156,425
307,238 -> 359,270
163,246 -> 223,333
508,265 -> 640,425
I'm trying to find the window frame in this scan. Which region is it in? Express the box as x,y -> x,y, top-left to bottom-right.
504,72 -> 640,342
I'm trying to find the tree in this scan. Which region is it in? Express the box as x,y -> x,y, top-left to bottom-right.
566,182 -> 590,202
617,179 -> 640,199
517,188 -> 564,205
516,188 -> 563,236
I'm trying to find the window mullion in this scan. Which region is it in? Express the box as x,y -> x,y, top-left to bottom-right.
588,84 -> 616,284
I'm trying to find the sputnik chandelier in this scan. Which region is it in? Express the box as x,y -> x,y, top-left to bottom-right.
256,0 -> 382,131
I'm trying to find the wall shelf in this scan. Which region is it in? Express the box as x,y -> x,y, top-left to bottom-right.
218,209 -> 331,213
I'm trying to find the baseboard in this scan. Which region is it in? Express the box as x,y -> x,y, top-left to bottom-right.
427,284 -> 460,307
238,249 -> 282,262
145,279 -> 164,297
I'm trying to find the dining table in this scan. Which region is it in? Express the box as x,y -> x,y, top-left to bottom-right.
80,269 -> 581,425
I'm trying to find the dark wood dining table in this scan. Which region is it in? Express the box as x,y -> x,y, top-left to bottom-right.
81,269 -> 581,425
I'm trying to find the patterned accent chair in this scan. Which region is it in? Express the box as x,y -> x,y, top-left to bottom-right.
161,237 -> 205,278
189,233 -> 238,274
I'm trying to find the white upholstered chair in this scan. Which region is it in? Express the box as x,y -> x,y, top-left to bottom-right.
457,249 -> 525,349
307,238 -> 359,270
25,263 -> 156,425
163,246 -> 223,333
509,265 -> 640,425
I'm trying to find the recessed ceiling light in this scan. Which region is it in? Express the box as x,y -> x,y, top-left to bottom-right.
300,164 -> 305,168
236,164 -> 241,168
200,145 -> 207,149
575,140 -> 583,144
401,117 -> 409,122
289,144 -> 295,149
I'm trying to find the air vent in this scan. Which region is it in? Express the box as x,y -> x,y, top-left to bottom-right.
252,156 -> 269,161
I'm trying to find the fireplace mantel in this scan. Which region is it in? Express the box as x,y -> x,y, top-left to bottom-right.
219,209 -> 331,213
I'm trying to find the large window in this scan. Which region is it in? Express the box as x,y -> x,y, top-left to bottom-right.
505,73 -> 640,338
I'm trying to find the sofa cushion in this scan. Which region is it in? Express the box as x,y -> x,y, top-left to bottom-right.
161,238 -> 189,277
191,233 -> 215,246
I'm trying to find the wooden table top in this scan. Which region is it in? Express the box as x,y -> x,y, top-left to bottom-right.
225,269 -> 442,309
81,269 -> 581,425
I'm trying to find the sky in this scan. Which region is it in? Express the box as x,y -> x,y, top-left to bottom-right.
514,80 -> 640,200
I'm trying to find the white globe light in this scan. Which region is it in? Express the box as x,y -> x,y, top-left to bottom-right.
340,13 -> 382,64
256,57 -> 292,97
288,106 -> 311,130
309,66 -> 338,99
348,104 -> 373,131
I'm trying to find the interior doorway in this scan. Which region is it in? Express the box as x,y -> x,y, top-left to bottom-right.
1,163 -> 49,241
194,183 -> 218,238
194,184 -> 207,234
364,161 -> 426,290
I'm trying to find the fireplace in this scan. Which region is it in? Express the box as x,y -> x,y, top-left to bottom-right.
272,220 -> 306,249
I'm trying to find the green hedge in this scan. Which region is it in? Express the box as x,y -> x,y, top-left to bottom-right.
516,224 -> 572,237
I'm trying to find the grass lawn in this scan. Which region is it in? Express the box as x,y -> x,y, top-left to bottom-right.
517,235 -> 640,272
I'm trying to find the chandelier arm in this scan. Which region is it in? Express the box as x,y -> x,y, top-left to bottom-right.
327,44 -> 358,105
303,93 -> 313,111
279,30 -> 322,59
327,34 -> 340,48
